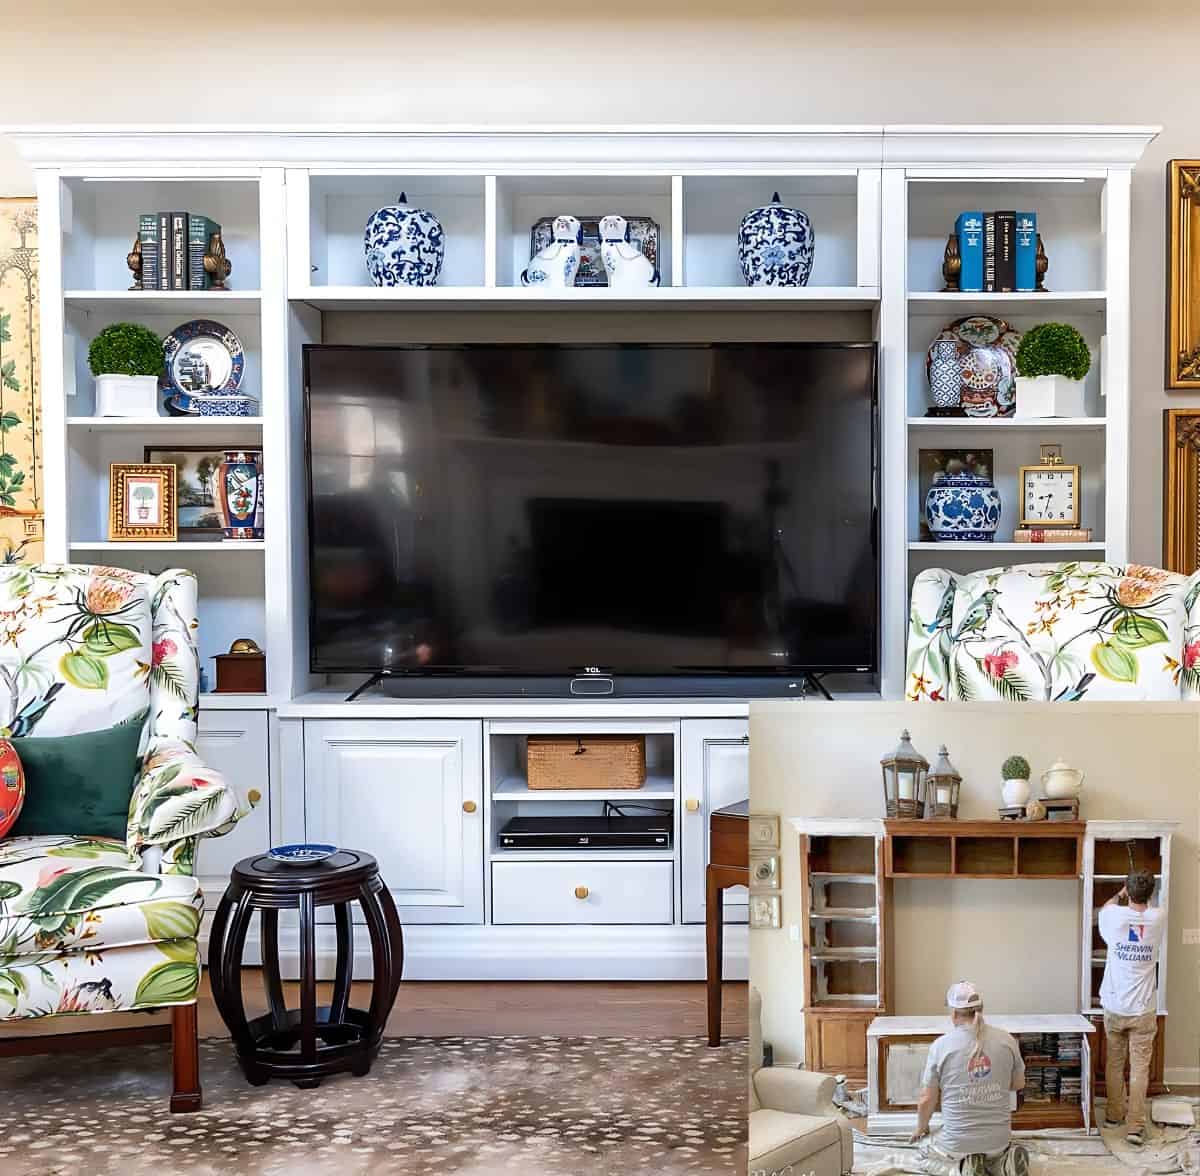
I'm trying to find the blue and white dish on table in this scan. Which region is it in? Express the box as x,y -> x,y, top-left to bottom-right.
166,390 -> 259,417
364,192 -> 445,287
738,192 -> 815,287
268,843 -> 338,866
161,319 -> 245,400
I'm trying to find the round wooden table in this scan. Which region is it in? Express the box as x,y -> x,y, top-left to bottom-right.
208,849 -> 404,1088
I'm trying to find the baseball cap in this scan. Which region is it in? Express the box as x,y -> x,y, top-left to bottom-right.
946,980 -> 982,1009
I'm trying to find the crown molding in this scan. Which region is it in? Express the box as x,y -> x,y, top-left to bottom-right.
1,124 -> 1160,172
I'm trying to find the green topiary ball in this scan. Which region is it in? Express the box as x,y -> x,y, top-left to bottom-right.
1001,754 -> 1030,780
1015,322 -> 1091,381
87,322 -> 164,377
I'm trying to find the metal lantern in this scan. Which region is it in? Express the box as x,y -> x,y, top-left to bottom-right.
881,729 -> 928,819
926,744 -> 962,819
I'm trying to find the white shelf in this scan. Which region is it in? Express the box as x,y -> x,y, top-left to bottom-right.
68,416 -> 264,430
199,692 -> 275,710
493,774 -> 675,802
809,872 -> 878,884
291,284 -> 880,312
811,947 -> 878,962
908,541 -> 1107,552
69,540 -> 265,552
490,848 -> 677,863
907,417 -> 1105,430
907,291 -> 1106,315
64,290 -> 263,315
810,909 -> 878,922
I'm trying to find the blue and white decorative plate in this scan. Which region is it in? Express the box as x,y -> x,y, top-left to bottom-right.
268,843 -> 338,866
161,319 -> 245,399
166,391 -> 259,417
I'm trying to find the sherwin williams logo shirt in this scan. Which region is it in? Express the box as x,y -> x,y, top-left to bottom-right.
967,1052 -> 993,1082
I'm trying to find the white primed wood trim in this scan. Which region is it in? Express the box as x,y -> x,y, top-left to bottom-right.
483,176 -> 498,288
283,168 -> 311,297
789,817 -> 885,836
856,169 -> 882,287
36,171 -> 67,563
670,175 -> 685,288
879,168 -> 908,699
1102,169 -> 1132,563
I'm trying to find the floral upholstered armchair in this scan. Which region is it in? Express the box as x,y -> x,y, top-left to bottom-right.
907,561 -> 1200,702
0,563 -> 244,1111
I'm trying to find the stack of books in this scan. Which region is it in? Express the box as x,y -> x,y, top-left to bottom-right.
954,210 -> 1038,292
1013,526 -> 1093,544
1042,1065 -> 1061,1099
137,212 -> 222,291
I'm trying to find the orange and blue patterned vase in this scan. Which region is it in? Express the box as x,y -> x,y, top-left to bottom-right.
0,738 -> 25,838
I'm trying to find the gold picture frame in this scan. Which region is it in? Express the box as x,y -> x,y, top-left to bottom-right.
1163,408 -> 1200,574
1167,160 -> 1200,388
109,463 -> 177,542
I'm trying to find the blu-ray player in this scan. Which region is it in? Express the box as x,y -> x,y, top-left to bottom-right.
498,814 -> 672,850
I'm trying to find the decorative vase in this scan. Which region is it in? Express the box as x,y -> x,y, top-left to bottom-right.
927,339 -> 964,413
1040,758 -> 1084,799
216,449 -> 264,541
95,373 -> 160,418
521,215 -> 581,287
925,316 -> 1021,418
737,192 -> 814,287
598,214 -> 659,289
363,193 -> 445,288
924,469 -> 1002,542
1001,777 -> 1031,807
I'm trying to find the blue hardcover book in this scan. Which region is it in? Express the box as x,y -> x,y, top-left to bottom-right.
955,211 -> 984,292
1015,211 -> 1038,291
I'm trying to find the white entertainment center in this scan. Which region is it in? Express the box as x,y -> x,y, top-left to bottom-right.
11,125 -> 1152,980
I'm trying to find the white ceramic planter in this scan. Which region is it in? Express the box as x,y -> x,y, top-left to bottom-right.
1014,373 -> 1086,418
1001,777 -> 1031,807
95,373 -> 160,417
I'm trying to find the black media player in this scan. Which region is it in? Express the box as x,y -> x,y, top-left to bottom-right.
498,815 -> 672,850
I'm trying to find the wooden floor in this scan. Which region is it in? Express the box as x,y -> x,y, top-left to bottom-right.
0,976 -> 748,1042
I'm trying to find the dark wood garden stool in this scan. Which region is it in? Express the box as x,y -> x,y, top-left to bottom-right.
208,849 -> 403,1088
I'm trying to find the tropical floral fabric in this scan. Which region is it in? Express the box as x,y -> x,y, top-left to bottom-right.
907,562 -> 1200,702
0,835 -> 201,1018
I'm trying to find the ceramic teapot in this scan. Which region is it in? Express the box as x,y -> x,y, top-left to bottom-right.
521,215 -> 582,288
1041,758 -> 1084,799
598,214 -> 659,289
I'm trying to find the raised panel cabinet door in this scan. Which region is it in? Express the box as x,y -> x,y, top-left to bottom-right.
816,1014 -> 869,1074
193,710 -> 271,908
303,719 -> 484,925
681,719 -> 749,924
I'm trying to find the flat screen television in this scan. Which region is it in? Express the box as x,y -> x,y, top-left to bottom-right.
304,342 -> 878,695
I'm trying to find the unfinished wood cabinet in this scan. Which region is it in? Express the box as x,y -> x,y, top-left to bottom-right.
795,818 -> 890,1082
1087,1013 -> 1167,1098
884,820 -> 1084,879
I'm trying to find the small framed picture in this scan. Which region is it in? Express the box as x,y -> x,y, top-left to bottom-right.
109,463 -> 177,542
749,892 -> 782,930
749,813 -> 781,851
145,445 -> 229,539
751,852 -> 781,891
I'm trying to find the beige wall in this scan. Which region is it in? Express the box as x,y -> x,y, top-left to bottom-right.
1,2 -> 1199,556
749,701 -> 1200,1082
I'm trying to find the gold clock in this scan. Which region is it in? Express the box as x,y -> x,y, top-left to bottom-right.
1019,445 -> 1080,529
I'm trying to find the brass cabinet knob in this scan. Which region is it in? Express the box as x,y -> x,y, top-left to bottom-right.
462,800 -> 477,813
574,886 -> 589,900
685,798 -> 700,812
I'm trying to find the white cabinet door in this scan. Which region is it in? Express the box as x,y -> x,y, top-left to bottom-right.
303,719 -> 484,925
193,710 -> 271,909
680,718 -> 749,924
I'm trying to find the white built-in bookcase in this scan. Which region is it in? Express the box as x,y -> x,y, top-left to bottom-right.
13,126 -> 1156,702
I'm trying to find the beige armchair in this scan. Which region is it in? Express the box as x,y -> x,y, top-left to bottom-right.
749,988 -> 854,1176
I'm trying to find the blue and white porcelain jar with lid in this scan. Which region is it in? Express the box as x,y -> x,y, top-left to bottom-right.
925,465 -> 1002,542
364,192 -> 445,287
737,192 -> 815,287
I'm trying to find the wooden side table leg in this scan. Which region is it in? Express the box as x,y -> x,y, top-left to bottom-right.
169,1003 -> 202,1113
358,880 -> 400,1071
706,864 -> 724,1048
377,882 -> 406,1010
296,890 -> 319,1086
216,891 -> 260,1074
259,908 -> 289,1035
329,900 -> 354,1026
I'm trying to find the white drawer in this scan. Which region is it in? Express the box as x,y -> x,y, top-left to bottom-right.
491,861 -> 674,925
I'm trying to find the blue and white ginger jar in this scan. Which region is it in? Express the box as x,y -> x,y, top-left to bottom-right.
738,192 -> 815,287
364,192 -> 445,287
925,470 -> 1002,542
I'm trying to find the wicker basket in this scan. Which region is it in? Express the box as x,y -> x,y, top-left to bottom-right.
526,735 -> 647,790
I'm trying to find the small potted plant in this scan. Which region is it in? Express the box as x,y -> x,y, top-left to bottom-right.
131,483 -> 155,521
88,322 -> 164,417
1000,754 -> 1031,807
1014,322 -> 1091,418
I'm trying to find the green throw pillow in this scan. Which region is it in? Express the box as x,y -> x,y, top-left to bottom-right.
11,724 -> 143,841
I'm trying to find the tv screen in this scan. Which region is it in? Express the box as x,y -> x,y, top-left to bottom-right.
304,342 -> 878,688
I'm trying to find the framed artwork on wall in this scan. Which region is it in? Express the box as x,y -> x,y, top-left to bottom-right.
144,445 -> 227,539
1167,161 -> 1200,389
1163,408 -> 1200,574
108,463 -> 177,542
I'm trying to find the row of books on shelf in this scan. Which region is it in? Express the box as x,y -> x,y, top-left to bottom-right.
137,211 -> 222,291
954,210 -> 1038,292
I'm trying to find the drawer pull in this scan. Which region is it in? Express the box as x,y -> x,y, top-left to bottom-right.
685,798 -> 700,812
574,886 -> 589,900
462,800 -> 477,813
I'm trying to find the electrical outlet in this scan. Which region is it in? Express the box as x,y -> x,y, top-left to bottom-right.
1182,928 -> 1200,946
789,924 -> 801,943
